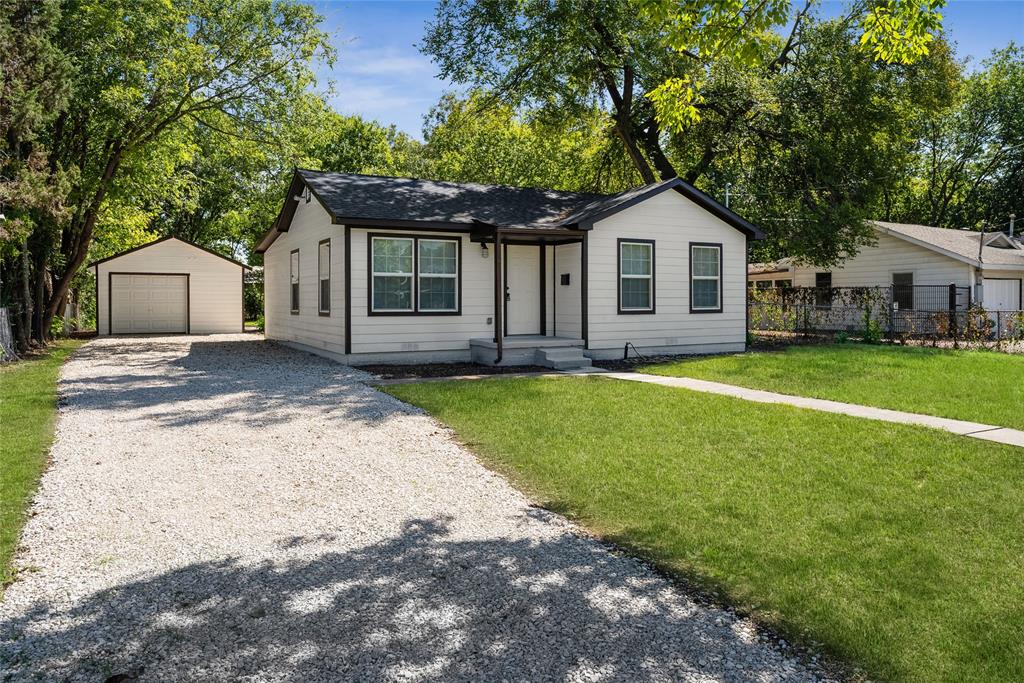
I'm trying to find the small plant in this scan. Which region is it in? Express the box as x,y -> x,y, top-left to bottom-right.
746,331 -> 755,346
256,314 -> 266,332
861,318 -> 883,344
835,331 -> 849,344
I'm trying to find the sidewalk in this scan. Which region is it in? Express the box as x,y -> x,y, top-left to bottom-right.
600,371 -> 1024,448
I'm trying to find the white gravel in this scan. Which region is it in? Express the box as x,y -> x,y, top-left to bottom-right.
1,335 -> 830,682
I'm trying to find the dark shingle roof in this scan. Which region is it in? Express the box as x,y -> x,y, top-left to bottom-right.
300,170 -> 604,227
255,170 -> 763,252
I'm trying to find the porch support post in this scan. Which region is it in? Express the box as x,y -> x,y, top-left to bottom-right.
581,231 -> 589,348
493,230 -> 504,363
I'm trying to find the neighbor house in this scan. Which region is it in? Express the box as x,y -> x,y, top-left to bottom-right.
748,221 -> 1024,311
255,170 -> 763,367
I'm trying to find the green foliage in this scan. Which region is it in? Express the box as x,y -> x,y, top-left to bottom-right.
860,0 -> 945,65
835,330 -> 850,344
861,315 -> 884,344
244,281 -> 264,322
881,45 -> 1024,229
641,0 -> 945,130
419,92 -> 640,192
389,375 -> 1024,682
1,339 -> 84,591
644,343 -> 1024,429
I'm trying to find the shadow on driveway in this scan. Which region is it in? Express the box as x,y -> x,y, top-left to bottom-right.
0,517 -> 799,682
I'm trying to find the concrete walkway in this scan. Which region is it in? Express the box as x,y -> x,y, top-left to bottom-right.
601,371 -> 1024,448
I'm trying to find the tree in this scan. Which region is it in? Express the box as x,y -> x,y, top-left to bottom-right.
0,0 -> 71,348
24,0 -> 331,342
419,91 -> 640,192
885,45 -> 1024,230
422,1 -> 953,265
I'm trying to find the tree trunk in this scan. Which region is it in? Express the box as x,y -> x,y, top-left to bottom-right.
42,145 -> 124,338
18,243 -> 31,351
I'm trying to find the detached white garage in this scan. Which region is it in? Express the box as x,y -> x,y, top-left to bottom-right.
91,236 -> 248,335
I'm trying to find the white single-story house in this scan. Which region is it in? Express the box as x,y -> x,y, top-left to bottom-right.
256,170 -> 764,367
748,221 -> 1024,311
91,236 -> 248,335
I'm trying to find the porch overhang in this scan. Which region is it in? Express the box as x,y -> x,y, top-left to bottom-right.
469,220 -> 588,244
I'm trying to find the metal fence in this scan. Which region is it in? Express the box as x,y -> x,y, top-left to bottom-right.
747,284 -> 1024,346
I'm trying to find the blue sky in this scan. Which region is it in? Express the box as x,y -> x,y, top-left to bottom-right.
313,0 -> 1024,138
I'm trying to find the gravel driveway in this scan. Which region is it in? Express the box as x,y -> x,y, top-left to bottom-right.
1,335 -> 827,682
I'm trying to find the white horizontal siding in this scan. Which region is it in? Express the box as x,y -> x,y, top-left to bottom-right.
264,198 -> 346,355
586,191 -> 748,350
790,233 -> 972,288
96,238 -> 243,335
348,229 -> 495,354
552,242 -> 582,339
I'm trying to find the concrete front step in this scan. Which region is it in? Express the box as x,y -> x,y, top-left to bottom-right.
535,347 -> 592,370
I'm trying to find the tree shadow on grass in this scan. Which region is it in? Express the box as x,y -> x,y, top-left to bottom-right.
0,517 -> 812,682
60,337 -> 408,430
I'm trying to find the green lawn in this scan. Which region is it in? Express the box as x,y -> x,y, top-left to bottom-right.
0,340 -> 83,591
386,376 -> 1024,683
642,344 -> 1024,430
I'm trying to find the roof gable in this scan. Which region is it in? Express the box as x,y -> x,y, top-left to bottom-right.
871,221 -> 1024,269
88,236 -> 249,269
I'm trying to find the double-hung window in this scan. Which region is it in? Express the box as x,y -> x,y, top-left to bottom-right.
370,235 -> 460,314
618,240 -> 654,313
417,239 -> 458,312
690,243 -> 722,312
318,239 -> 331,315
290,249 -> 300,313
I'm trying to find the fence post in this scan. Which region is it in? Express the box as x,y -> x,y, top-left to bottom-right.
948,283 -> 958,342
887,285 -> 895,343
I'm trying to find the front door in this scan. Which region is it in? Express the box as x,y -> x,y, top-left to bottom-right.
505,245 -> 541,335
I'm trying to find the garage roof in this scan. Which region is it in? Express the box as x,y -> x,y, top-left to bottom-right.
88,236 -> 250,269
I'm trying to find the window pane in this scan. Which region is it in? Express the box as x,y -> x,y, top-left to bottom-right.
621,278 -> 651,309
692,279 -> 719,309
320,279 -> 330,311
319,242 -> 330,279
893,273 -> 914,310
419,240 -> 457,274
290,252 -> 299,284
373,275 -> 412,310
291,282 -> 299,311
620,243 -> 651,276
692,246 -> 719,277
372,238 -> 413,274
419,276 -> 456,311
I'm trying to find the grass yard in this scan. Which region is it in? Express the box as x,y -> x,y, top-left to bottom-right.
642,344 -> 1024,430
0,340 -> 83,591
386,376 -> 1024,683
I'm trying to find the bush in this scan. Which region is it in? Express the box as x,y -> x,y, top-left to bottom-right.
861,317 -> 884,344
835,331 -> 849,344
256,315 -> 265,332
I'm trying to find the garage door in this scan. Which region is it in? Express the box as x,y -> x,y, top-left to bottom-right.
983,278 -> 1022,311
110,274 -> 188,334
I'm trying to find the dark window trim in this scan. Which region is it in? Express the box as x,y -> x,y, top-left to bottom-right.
891,271 -> 914,311
814,271 -> 833,308
617,238 -> 656,314
366,232 -> 463,316
290,249 -> 300,314
107,271 -> 190,335
689,242 -> 723,314
318,238 -> 331,316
